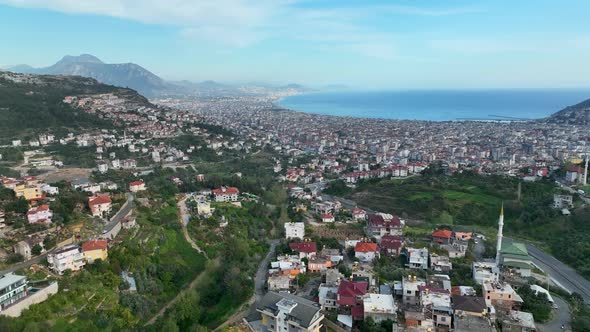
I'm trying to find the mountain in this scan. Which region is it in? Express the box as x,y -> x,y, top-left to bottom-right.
546,98 -> 590,125
6,54 -> 169,97
0,70 -> 151,143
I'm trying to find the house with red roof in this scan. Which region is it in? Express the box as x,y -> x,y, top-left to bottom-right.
128,180 -> 146,193
337,279 -> 368,320
88,195 -> 112,218
432,229 -> 453,244
321,214 -> 335,223
26,205 -> 52,224
289,241 -> 317,259
354,242 -> 379,262
351,208 -> 366,221
82,239 -> 108,263
367,213 -> 403,238
380,235 -> 405,256
211,186 -> 239,202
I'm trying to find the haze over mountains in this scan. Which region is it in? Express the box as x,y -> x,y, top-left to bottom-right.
5,54 -> 309,97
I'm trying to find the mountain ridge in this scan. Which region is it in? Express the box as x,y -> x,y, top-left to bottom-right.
545,98 -> 590,125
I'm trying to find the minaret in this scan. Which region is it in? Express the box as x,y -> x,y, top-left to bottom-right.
496,203 -> 504,267
584,156 -> 588,186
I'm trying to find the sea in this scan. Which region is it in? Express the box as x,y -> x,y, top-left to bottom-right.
277,89 -> 590,121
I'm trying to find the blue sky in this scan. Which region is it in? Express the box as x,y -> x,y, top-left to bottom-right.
1,0 -> 589,88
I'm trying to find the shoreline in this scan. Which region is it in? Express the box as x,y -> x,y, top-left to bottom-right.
272,93 -> 547,123
270,88 -> 590,123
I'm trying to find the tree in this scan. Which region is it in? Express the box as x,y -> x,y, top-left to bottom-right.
31,244 -> 42,256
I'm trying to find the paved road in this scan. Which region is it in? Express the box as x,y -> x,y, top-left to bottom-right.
538,296 -> 570,332
254,239 -> 280,304
505,237 -> 590,304
103,193 -> 134,233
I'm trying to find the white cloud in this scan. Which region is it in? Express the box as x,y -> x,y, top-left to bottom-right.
0,0 -> 477,58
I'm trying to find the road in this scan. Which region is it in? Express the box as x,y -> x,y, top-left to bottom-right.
557,180 -> 590,204
538,295 -> 570,332
505,237 -> 590,304
102,193 -> 134,233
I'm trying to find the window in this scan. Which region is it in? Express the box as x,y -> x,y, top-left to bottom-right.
441,316 -> 446,322
407,290 -> 412,294
487,296 -> 490,300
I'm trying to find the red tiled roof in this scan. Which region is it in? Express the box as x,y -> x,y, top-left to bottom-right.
321,214 -> 334,219
89,195 -> 112,206
27,205 -> 50,215
129,180 -> 145,186
289,242 -> 317,253
380,235 -> 404,250
432,229 -> 453,239
212,187 -> 239,195
82,240 -> 108,252
337,280 -> 368,305
355,242 -> 378,252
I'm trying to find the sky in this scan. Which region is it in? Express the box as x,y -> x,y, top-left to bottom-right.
0,0 -> 589,89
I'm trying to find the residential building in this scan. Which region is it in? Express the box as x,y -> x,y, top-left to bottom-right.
483,281 -> 523,315
308,257 -> 333,272
26,205 -> 53,224
452,295 -> 488,318
337,279 -> 368,320
82,240 -> 108,263
473,261 -> 500,285
420,286 -> 453,329
285,222 -> 305,240
351,208 -> 366,221
354,242 -> 379,262
14,183 -> 43,201
432,229 -> 453,244
268,275 -> 291,291
212,186 -> 239,202
405,247 -> 429,270
402,275 -> 426,306
318,285 -> 338,310
379,235 -> 404,256
47,245 -> 86,275
289,241 -> 317,259
88,195 -> 112,218
430,253 -> 453,273
363,293 -> 396,323
367,213 -> 403,238
321,214 -> 335,223
256,292 -> 324,332
0,273 -> 27,312
128,180 -> 146,192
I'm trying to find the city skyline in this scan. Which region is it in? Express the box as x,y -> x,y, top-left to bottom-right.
1,0 -> 590,89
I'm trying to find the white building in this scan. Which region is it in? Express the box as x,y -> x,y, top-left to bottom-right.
318,284 -> 338,310
406,247 -> 429,270
363,293 -> 397,323
47,245 -> 86,275
26,205 -> 53,224
212,186 -> 239,202
473,261 -> 500,285
285,222 -> 305,240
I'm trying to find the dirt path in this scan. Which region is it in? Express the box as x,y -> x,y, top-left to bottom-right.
144,258 -> 220,326
143,195 -> 212,326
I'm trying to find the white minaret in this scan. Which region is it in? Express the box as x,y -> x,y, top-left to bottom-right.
584,155 -> 588,186
496,203 -> 504,267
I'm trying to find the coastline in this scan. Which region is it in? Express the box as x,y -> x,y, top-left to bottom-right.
273,89 -> 590,122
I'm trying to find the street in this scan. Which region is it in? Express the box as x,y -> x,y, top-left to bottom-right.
538,295 -> 571,332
